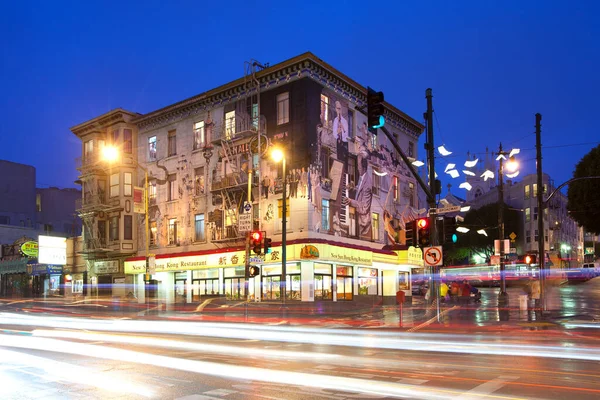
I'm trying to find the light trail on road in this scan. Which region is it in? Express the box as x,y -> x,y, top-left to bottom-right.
2,312 -> 600,362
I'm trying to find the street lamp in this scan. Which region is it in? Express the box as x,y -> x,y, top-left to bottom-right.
102,146 -> 150,278
496,143 -> 519,306
271,147 -> 287,309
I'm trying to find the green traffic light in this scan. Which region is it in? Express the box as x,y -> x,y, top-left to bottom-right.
452,233 -> 458,243
371,115 -> 385,129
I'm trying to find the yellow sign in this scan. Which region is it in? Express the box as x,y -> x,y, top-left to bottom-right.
20,241 -> 38,257
396,246 -> 424,266
299,245 -> 319,259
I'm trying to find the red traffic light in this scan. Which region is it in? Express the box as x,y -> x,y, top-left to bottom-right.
251,231 -> 262,242
417,218 -> 428,229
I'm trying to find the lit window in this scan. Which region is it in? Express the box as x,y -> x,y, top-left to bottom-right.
277,92 -> 289,125
150,221 -> 157,246
225,111 -> 235,139
84,140 -> 94,159
372,212 -> 379,241
194,121 -> 205,150
524,185 -> 530,200
168,218 -> 178,245
525,207 -> 531,222
148,180 -> 157,203
168,130 -> 177,157
148,136 -> 157,161
320,94 -> 329,124
194,167 -> 205,195
533,183 -> 538,197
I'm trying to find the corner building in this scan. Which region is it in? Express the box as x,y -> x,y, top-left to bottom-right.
72,53 -> 425,306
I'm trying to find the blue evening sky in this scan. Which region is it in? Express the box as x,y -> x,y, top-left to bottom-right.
1,0 -> 598,198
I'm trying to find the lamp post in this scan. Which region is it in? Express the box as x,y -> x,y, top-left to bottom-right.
271,148 -> 287,309
496,143 -> 518,305
102,146 -> 150,280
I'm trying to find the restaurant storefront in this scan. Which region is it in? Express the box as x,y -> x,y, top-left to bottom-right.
124,242 -> 423,307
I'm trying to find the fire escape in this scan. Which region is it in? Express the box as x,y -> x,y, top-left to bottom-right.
208,60 -> 268,244
75,152 -> 124,259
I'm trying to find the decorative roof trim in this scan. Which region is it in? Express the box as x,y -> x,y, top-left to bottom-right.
135,53 -> 424,138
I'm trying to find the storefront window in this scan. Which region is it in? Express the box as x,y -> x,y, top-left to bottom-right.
336,266 -> 353,301
262,265 -> 281,301
314,263 -> 333,300
398,271 -> 409,290
286,264 -> 301,301
358,267 -> 378,295
224,267 -> 245,300
192,269 -> 219,301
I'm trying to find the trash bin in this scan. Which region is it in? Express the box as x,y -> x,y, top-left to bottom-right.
519,295 -> 528,311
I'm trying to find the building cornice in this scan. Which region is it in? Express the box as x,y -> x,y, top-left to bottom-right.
134,53 -> 424,138
70,108 -> 141,138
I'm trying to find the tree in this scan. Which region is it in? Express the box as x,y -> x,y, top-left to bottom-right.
567,144 -> 600,234
444,203 -> 521,265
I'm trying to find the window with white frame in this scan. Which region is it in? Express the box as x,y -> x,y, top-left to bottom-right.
168,218 -> 178,245
148,136 -> 157,161
124,172 -> 132,196
168,130 -> 177,157
195,214 -> 205,242
277,92 -> 289,125
110,173 -> 119,197
193,121 -> 205,150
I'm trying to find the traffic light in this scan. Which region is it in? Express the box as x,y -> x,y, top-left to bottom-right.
525,254 -> 537,265
367,87 -> 385,132
250,230 -> 263,255
263,237 -> 272,254
404,220 -> 416,247
417,218 -> 431,247
248,265 -> 260,277
443,216 -> 457,244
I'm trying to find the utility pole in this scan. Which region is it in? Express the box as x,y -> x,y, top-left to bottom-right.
535,113 -> 545,312
425,88 -> 440,317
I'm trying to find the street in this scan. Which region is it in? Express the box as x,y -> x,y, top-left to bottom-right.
1,279 -> 600,400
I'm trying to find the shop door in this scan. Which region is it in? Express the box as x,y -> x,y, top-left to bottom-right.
174,279 -> 187,303
145,279 -> 158,302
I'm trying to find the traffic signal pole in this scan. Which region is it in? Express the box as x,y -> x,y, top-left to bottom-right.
425,89 -> 440,319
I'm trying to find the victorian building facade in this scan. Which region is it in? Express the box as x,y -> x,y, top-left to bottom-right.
71,53 -> 425,306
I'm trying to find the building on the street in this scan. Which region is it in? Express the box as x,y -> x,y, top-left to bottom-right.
71,52 -> 425,306
36,187 -> 82,237
444,152 -> 583,269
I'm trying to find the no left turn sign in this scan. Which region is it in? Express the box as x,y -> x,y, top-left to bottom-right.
424,246 -> 443,266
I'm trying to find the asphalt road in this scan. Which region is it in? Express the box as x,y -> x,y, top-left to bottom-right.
1,312 -> 600,400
